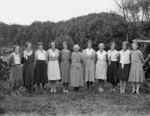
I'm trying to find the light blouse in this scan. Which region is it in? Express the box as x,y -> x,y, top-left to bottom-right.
107,50 -> 119,61
13,53 -> 21,64
119,49 -> 131,64
35,50 -> 47,61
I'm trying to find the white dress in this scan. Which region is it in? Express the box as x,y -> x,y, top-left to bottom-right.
95,50 -> 107,80
47,49 -> 61,81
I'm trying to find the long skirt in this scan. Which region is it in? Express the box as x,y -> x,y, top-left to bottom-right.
23,63 -> 34,86
60,61 -> 70,83
118,63 -> 130,81
9,65 -> 23,88
70,63 -> 84,87
84,60 -> 95,82
35,60 -> 48,84
107,61 -> 118,85
96,62 -> 107,80
128,63 -> 145,82
47,60 -> 61,81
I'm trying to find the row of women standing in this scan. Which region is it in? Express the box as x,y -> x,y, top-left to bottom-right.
8,40 -> 147,96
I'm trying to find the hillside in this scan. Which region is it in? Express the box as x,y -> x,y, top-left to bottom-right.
0,12 -> 127,50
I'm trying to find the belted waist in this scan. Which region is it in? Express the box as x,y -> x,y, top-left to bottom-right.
72,62 -> 81,64
61,60 -> 70,62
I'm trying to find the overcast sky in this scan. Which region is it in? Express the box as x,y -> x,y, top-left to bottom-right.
0,0 -> 117,25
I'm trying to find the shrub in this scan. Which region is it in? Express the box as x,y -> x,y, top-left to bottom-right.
0,58 -> 9,81
142,78 -> 150,93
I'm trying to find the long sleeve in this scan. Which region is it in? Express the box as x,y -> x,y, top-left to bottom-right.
139,51 -> 145,63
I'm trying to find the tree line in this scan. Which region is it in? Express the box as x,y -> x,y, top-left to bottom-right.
0,12 -> 150,52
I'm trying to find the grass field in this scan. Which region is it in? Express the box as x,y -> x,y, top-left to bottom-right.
1,81 -> 150,116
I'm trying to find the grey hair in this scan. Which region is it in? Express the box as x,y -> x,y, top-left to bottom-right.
73,44 -> 80,50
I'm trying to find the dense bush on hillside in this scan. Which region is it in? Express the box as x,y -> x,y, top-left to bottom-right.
1,12 -> 150,51
0,13 -> 129,50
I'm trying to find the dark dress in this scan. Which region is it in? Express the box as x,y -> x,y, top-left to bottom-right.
22,52 -> 34,86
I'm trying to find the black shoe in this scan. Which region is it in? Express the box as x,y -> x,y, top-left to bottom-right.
132,91 -> 136,94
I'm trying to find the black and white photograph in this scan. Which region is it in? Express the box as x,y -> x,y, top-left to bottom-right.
1,0 -> 150,115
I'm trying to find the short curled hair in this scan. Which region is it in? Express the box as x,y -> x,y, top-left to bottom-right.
63,41 -> 68,46
25,42 -> 32,48
122,41 -> 129,48
87,40 -> 93,45
13,45 -> 19,51
37,42 -> 43,47
111,41 -> 116,46
132,42 -> 139,49
98,43 -> 105,47
49,41 -> 57,48
73,44 -> 80,50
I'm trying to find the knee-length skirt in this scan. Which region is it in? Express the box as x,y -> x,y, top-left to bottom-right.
35,60 -> 48,84
9,65 -> 23,88
128,63 -> 145,82
118,63 -> 130,81
107,61 -> 118,84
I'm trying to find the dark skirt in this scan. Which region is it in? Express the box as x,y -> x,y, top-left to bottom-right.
23,63 -> 34,86
35,60 -> 48,84
118,63 -> 130,81
107,61 -> 118,84
9,65 -> 23,88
